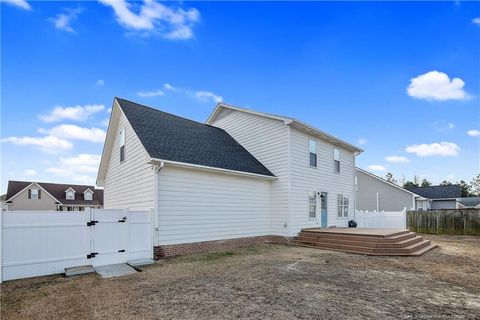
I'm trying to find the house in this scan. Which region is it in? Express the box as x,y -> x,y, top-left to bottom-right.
355,168 -> 427,211
97,98 -> 363,257
406,185 -> 462,210
4,181 -> 103,211
456,197 -> 480,209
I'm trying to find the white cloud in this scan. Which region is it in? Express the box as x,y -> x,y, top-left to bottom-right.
446,174 -> 455,180
3,0 -> 31,10
1,135 -> 73,153
39,104 -> 105,122
163,83 -> 177,91
385,155 -> 411,163
49,8 -> 83,33
472,17 -> 480,25
467,129 -> 480,137
95,79 -> 105,86
194,90 -> 223,103
23,169 -> 36,176
367,165 -> 386,172
137,89 -> 164,97
39,124 -> 106,143
407,71 -> 471,101
357,138 -> 367,145
99,0 -> 200,39
100,117 -> 110,127
45,154 -> 100,184
406,141 -> 460,157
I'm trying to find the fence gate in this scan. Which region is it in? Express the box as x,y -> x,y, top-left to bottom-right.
89,209 -> 128,267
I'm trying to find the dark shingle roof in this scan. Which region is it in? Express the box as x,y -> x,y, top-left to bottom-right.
116,98 -> 275,177
6,180 -> 103,205
457,197 -> 480,207
406,185 -> 461,199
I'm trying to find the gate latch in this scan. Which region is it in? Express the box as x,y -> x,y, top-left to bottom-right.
87,252 -> 98,259
87,220 -> 99,226
118,217 -> 127,223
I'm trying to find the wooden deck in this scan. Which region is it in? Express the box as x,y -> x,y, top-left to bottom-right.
294,228 -> 438,256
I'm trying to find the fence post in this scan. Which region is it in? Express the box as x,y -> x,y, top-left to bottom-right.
0,211 -> 3,283
150,208 -> 155,259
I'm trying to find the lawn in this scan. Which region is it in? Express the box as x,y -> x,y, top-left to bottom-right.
1,235 -> 479,320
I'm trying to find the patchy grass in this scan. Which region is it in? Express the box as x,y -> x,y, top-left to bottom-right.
1,235 -> 479,320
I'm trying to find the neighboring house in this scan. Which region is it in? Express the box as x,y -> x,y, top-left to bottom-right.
355,168 -> 427,211
406,185 -> 462,210
97,98 -> 362,256
4,181 -> 103,211
456,197 -> 480,209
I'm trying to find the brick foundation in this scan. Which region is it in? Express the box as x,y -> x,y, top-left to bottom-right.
154,235 -> 292,259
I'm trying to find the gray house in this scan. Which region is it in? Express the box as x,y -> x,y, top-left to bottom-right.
406,185 -> 462,210
355,168 -> 427,211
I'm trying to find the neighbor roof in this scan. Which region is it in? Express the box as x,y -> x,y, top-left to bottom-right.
457,197 -> 480,208
6,181 -> 103,206
406,185 -> 461,200
115,98 -> 275,177
206,102 -> 363,154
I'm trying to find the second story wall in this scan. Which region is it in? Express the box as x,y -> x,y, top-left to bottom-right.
103,105 -> 154,210
209,108 -> 290,236
7,184 -> 57,211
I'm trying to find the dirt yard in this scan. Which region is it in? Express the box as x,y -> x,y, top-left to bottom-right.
1,234 -> 479,320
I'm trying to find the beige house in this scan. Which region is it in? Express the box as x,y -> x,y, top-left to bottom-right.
4,181 -> 103,211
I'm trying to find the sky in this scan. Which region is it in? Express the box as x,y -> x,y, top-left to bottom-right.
1,0 -> 479,193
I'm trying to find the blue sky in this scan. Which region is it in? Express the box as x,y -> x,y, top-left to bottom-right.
1,0 -> 479,192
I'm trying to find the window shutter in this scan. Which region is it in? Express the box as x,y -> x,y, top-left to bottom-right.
38,189 -> 42,199
28,189 -> 31,199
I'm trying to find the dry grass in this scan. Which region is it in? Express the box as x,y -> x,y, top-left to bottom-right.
1,235 -> 479,320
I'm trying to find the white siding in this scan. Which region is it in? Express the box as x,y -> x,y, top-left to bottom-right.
210,109 -> 290,236
156,166 -> 271,245
103,109 -> 154,210
289,128 -> 356,232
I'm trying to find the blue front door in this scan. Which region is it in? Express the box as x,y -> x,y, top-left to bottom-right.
320,192 -> 328,228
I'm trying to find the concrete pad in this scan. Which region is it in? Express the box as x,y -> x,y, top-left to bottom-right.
65,265 -> 94,277
94,263 -> 137,278
127,259 -> 154,267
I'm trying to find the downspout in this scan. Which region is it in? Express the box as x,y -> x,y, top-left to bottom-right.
153,161 -> 164,246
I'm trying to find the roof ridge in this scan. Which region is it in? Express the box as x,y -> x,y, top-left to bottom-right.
8,180 -> 96,188
115,97 -> 225,132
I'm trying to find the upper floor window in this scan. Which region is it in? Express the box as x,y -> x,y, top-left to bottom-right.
29,188 -> 40,200
334,148 -> 340,173
84,190 -> 93,201
120,128 -> 126,162
66,190 -> 75,200
337,194 -> 349,218
308,193 -> 317,218
309,139 -> 317,167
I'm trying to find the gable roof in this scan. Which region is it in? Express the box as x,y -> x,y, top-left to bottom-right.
115,98 -> 275,178
457,197 -> 480,208
356,167 -> 424,198
6,180 -> 103,206
206,103 -> 363,154
406,185 -> 461,200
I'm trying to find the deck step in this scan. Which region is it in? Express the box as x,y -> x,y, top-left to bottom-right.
294,228 -> 438,256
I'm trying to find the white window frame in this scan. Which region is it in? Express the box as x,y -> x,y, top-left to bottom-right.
31,189 -> 38,200
334,148 -> 340,173
309,138 -> 317,168
84,191 -> 93,201
120,128 -> 126,163
66,190 -> 75,200
337,194 -> 349,218
308,192 -> 317,219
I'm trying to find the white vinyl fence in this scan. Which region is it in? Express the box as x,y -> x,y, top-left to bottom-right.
0,208 -> 153,282
355,209 -> 407,229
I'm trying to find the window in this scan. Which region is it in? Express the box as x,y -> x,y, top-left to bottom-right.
309,139 -> 317,167
120,128 -> 126,162
66,190 -> 75,200
30,189 -> 39,200
309,193 -> 317,218
337,194 -> 349,218
84,191 -> 93,201
334,148 -> 340,173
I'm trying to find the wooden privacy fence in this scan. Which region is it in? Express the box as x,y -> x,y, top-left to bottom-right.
407,209 -> 480,235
